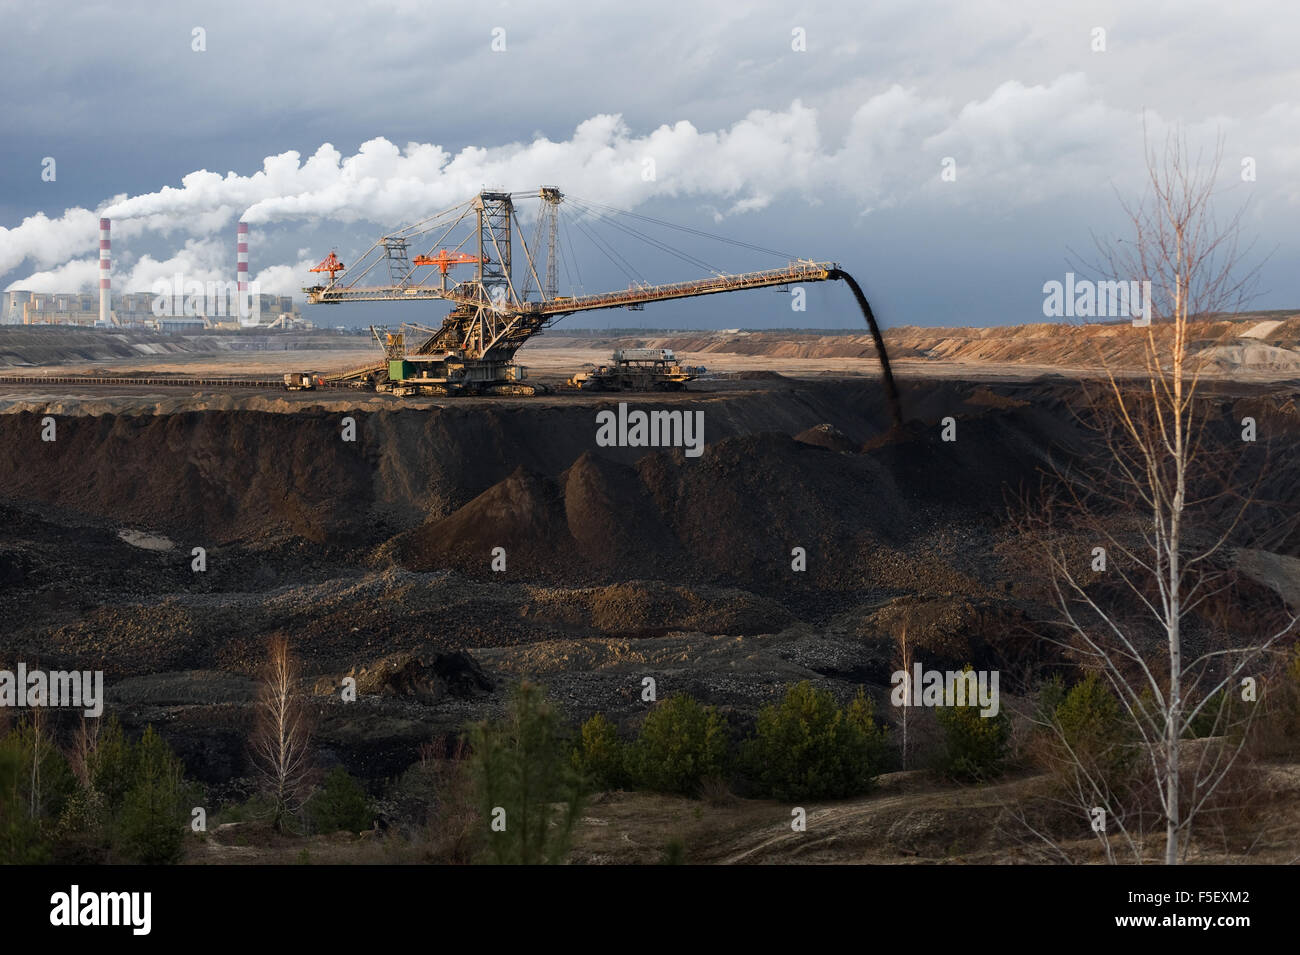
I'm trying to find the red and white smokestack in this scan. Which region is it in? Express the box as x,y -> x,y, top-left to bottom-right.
99,218 -> 111,326
236,221 -> 250,323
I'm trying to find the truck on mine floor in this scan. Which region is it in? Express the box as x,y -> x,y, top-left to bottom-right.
567,348 -> 706,392
283,372 -> 319,391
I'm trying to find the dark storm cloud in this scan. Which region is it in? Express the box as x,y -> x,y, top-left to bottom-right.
0,0 -> 1295,326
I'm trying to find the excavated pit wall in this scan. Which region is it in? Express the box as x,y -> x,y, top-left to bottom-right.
1,376 -> 1292,560
0,380 -> 901,546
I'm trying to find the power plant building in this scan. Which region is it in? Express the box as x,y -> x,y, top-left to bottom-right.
1,289 -> 304,330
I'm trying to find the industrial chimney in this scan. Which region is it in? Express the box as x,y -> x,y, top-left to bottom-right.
236,221 -> 250,324
98,218 -> 111,326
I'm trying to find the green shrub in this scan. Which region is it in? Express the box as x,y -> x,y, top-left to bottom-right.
212,792 -> 276,826
0,807 -> 50,864
1035,674 -> 1068,726
936,668 -> 1011,782
1187,686 -> 1238,739
659,836 -> 687,865
0,722 -> 76,820
0,717 -> 195,865
89,717 -> 136,815
116,726 -> 188,865
0,737 -> 51,864
469,682 -> 585,865
306,766 -> 372,833
1050,673 -> 1136,783
626,694 -> 728,796
1273,645 -> 1300,744
53,787 -> 111,864
743,682 -> 888,800
571,713 -> 625,790
1241,645 -> 1300,759
0,720 -> 76,864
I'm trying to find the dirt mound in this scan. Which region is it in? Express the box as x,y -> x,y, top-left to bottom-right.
1198,342 -> 1300,372
861,391 -> 1086,511
794,422 -> 858,452
636,432 -> 904,586
562,452 -> 684,575
965,386 -> 1030,410
342,650 -> 494,702
388,381 -> 1101,590
852,595 -> 1038,672
519,580 -> 795,635
396,466 -> 573,574
396,430 -> 916,590
718,370 -> 793,381
1234,548 -> 1300,610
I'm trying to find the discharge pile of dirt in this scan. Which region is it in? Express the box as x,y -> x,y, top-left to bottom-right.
396,466 -> 574,575
562,452 -> 686,573
394,431 -> 903,588
393,387 -> 1093,592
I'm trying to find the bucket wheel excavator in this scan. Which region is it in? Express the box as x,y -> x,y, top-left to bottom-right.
305,187 -> 899,419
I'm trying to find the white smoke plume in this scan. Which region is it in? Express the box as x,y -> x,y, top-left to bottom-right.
3,74 -> 1291,294
14,242 -> 318,298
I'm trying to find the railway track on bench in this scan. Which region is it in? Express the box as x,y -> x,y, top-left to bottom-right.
0,375 -> 364,390
0,375 -> 277,388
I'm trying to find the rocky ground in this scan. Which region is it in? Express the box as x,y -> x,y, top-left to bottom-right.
2,327 -> 1299,862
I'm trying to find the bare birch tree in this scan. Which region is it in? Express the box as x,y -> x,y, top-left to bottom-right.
1030,125 -> 1295,863
251,636 -> 313,832
895,623 -> 912,770
28,701 -> 42,819
68,715 -> 101,790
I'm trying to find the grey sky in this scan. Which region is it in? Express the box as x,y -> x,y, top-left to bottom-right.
0,0 -> 1295,328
